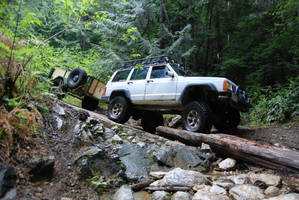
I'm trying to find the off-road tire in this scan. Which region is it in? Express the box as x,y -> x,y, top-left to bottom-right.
108,96 -> 131,123
141,111 -> 164,133
214,107 -> 240,132
82,96 -> 99,111
183,101 -> 212,133
67,68 -> 87,89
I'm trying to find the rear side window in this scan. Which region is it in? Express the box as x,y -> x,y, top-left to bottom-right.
112,70 -> 130,82
130,67 -> 149,80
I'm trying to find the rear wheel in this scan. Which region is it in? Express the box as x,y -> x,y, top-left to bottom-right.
214,107 -> 240,131
82,96 -> 99,111
108,96 -> 131,123
183,101 -> 211,133
141,111 -> 164,133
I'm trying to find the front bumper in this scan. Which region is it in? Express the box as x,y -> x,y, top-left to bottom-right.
218,88 -> 251,112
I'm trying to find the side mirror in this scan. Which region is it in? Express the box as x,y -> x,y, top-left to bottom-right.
167,71 -> 175,78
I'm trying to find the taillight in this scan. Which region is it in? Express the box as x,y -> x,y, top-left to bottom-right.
103,87 -> 107,96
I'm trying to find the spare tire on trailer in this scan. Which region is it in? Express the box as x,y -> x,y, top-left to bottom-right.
67,68 -> 87,89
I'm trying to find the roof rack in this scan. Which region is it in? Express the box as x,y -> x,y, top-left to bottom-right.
120,55 -> 170,68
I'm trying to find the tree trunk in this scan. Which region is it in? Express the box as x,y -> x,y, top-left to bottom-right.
156,126 -> 299,172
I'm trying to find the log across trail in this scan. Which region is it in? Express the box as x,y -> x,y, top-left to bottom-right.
156,126 -> 299,172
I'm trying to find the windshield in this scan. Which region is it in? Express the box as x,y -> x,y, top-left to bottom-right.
171,64 -> 192,76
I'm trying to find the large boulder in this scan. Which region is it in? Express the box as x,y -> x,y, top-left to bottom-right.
150,168 -> 206,188
118,144 -> 150,181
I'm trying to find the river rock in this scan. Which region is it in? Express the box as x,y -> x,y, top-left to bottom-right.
249,173 -> 282,187
264,186 -> 280,197
210,185 -> 227,195
213,178 -> 234,189
0,166 -> 17,198
192,184 -> 211,192
171,191 -> 191,200
229,184 -> 264,200
192,191 -> 229,200
113,185 -> 134,200
118,144 -> 150,181
150,168 -> 206,188
151,191 -> 170,200
228,174 -> 250,184
218,158 -> 236,171
133,191 -> 151,200
266,193 -> 299,200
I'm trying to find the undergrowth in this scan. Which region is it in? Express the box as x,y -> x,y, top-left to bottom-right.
243,77 -> 299,126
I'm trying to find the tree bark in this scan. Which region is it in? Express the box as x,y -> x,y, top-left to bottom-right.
156,126 -> 299,172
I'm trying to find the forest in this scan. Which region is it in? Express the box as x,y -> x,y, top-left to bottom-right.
0,0 -> 298,128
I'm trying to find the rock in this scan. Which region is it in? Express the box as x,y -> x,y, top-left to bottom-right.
213,178 -> 234,189
201,143 -> 211,151
150,171 -> 168,179
249,173 -> 282,187
78,159 -> 93,178
53,115 -> 63,130
210,185 -> 227,195
192,191 -> 229,200
27,156 -> 55,182
264,186 -> 280,197
218,158 -> 236,171
78,111 -> 89,121
171,191 -> 191,200
52,104 -> 65,115
168,115 -> 182,128
151,191 -> 170,200
154,144 -> 214,170
266,193 -> 299,200
113,185 -> 134,200
0,188 -> 17,200
228,174 -> 250,185
229,184 -> 264,200
150,168 -> 206,188
133,191 -> 151,200
118,144 -> 150,181
0,166 -> 17,198
192,185 -> 211,192
112,135 -> 123,143
153,145 -> 175,167
61,198 -> 72,200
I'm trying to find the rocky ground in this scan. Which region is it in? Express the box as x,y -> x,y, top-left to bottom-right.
0,99 -> 298,200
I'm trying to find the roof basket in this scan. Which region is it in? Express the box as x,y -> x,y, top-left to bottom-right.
120,55 -> 170,68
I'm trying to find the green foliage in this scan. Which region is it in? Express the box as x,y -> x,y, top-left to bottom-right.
244,78 -> 299,125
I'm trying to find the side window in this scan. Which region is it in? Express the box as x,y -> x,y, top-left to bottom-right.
112,70 -> 130,82
130,67 -> 149,80
150,66 -> 169,79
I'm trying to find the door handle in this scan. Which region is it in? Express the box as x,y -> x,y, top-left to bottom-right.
147,80 -> 153,83
127,81 -> 133,84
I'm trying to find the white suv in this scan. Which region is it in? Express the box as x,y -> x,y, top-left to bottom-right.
102,56 -> 251,133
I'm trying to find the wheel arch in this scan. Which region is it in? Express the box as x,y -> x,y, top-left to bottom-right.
110,90 -> 131,103
179,84 -> 218,105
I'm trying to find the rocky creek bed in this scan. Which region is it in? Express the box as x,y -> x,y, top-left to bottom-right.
0,99 -> 298,200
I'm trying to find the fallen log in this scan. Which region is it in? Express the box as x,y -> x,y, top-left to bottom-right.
156,126 -> 299,172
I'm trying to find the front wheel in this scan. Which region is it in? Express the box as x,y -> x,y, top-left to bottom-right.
108,96 -> 131,124
183,101 -> 211,133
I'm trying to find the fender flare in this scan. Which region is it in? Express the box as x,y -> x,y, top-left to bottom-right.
179,83 -> 217,103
